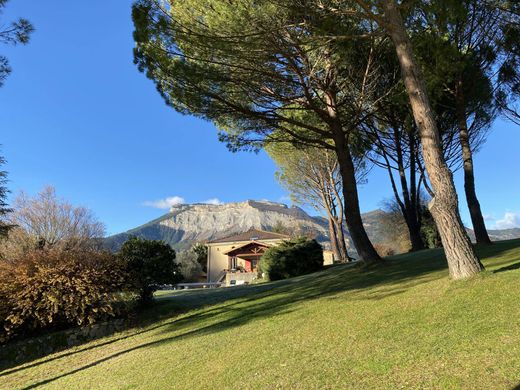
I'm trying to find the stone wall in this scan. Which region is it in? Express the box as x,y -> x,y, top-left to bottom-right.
0,318 -> 127,369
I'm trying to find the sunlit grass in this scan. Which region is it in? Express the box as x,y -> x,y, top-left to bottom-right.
1,240 -> 519,389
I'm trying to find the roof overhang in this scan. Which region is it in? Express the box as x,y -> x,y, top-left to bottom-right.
222,241 -> 271,256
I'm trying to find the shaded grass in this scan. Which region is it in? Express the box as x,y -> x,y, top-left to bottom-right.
1,239 -> 520,389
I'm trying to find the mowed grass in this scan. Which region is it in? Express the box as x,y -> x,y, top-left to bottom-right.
2,240 -> 520,389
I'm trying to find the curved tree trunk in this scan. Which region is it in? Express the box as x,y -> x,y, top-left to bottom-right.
455,82 -> 492,245
334,132 -> 382,265
322,78 -> 382,265
382,0 -> 483,279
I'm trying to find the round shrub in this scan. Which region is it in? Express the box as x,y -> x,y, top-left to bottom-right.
118,237 -> 182,302
261,237 -> 323,281
0,249 -> 132,343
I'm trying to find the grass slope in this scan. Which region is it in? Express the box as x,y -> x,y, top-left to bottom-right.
2,240 -> 520,389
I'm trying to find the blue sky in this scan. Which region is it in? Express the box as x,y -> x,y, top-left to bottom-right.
1,1 -> 519,235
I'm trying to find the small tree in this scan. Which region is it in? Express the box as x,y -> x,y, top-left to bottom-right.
190,242 -> 208,273
266,141 -> 363,262
261,237 -> 323,281
4,186 -> 105,255
118,237 -> 182,302
176,250 -> 202,282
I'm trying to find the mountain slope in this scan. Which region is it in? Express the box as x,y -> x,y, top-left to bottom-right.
105,200 -> 334,251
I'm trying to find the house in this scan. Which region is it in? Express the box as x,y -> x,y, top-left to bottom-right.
206,228 -> 337,286
206,228 -> 290,286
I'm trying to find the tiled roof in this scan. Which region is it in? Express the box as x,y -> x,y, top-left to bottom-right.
209,228 -> 289,244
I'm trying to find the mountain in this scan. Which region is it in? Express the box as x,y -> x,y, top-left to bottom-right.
467,227 -> 520,242
104,200 -> 520,253
104,200 -> 387,253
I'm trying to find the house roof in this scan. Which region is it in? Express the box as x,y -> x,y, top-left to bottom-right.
208,228 -> 290,244
222,241 -> 271,256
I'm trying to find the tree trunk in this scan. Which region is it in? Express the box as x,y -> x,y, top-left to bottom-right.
327,216 -> 342,262
334,132 -> 383,265
335,219 -> 350,261
382,0 -> 483,279
328,166 -> 350,261
404,211 -> 424,251
455,81 -> 492,245
394,127 -> 425,251
323,81 -> 382,265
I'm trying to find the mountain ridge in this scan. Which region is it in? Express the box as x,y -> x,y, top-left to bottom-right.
104,200 -> 520,252
104,200 -> 337,251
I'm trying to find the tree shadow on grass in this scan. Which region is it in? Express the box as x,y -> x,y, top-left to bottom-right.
493,261 -> 520,274
7,239 -> 520,388
12,254 -> 450,388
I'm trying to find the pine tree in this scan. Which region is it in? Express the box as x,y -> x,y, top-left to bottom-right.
0,0 -> 34,86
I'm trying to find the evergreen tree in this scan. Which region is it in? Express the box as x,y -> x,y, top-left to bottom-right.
0,0 -> 34,86
132,0 -> 385,265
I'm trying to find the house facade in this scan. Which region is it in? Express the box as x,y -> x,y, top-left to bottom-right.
206,229 -> 290,285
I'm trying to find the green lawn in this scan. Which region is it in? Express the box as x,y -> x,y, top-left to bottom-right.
2,240 -> 520,389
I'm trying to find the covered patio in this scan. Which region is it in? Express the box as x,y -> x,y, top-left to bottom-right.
223,241 -> 271,273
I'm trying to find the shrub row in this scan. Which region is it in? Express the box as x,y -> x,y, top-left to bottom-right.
0,249 -> 134,343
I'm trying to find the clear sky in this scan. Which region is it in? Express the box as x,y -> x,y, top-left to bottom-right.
1,1 -> 519,235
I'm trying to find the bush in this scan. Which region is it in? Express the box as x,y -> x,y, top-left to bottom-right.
0,249 -> 132,343
118,237 -> 182,302
176,250 -> 203,282
261,237 -> 323,281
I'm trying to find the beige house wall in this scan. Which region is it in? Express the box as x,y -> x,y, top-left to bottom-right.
323,250 -> 335,266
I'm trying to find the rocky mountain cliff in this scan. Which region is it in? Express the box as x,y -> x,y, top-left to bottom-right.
104,200 -> 387,253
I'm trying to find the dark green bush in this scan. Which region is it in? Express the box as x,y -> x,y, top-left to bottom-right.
261,237 -> 323,281
0,249 -> 132,343
118,237 -> 182,302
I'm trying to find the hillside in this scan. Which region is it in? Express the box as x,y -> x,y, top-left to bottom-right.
104,200 -> 388,252
2,240 -> 519,389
